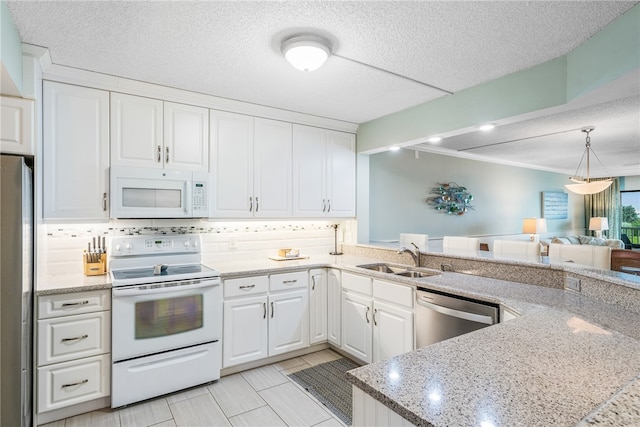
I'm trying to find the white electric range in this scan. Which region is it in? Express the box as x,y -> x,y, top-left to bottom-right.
108,235 -> 221,408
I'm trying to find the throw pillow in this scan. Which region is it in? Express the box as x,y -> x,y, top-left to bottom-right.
552,237 -> 570,244
566,236 -> 581,244
588,238 -> 606,246
578,235 -> 594,245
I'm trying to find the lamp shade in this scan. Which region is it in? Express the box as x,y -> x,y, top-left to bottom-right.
564,179 -> 613,195
522,218 -> 547,234
588,217 -> 609,231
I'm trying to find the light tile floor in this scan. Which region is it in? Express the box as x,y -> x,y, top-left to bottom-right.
41,349 -> 348,427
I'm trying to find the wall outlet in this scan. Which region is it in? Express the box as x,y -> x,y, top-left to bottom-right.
566,276 -> 581,292
228,234 -> 237,250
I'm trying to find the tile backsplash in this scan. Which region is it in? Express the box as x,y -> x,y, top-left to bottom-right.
38,219 -> 355,277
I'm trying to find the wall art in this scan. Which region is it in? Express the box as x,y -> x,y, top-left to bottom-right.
426,182 -> 474,215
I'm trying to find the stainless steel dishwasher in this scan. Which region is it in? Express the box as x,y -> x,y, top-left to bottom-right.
415,287 -> 498,348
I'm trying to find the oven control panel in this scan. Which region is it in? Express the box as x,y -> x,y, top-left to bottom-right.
109,235 -> 200,256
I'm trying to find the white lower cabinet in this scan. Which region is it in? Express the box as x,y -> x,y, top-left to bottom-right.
223,295 -> 269,367
327,268 -> 342,346
222,271 -> 309,368
341,273 -> 414,364
342,291 -> 373,363
309,269 -> 328,345
269,289 -> 309,356
36,290 -> 111,423
352,385 -> 416,427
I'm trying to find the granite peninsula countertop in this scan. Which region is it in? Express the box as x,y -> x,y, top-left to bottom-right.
36,251 -> 640,425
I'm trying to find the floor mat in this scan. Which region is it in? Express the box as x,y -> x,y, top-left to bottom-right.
288,357 -> 360,425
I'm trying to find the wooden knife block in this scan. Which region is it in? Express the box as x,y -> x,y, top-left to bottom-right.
83,253 -> 107,276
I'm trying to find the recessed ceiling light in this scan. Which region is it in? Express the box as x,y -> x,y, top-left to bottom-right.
389,146 -> 401,152
479,123 -> 495,131
428,136 -> 442,143
281,35 -> 331,72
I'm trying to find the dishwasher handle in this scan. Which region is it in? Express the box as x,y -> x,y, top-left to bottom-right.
416,297 -> 494,325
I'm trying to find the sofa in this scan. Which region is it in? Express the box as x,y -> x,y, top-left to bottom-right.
545,235 -> 624,249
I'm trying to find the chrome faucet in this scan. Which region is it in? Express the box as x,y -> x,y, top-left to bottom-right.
398,242 -> 421,267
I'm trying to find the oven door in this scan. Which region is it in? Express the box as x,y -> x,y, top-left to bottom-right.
111,278 -> 221,361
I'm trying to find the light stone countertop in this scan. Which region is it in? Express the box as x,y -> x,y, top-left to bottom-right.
36,251 -> 640,425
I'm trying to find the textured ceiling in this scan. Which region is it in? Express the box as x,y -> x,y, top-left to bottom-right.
6,1 -> 640,176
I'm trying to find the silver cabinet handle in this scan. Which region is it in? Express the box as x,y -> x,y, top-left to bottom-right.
62,379 -> 88,388
311,276 -> 316,291
322,199 -> 326,212
165,146 -> 170,163
283,280 -> 297,284
365,306 -> 370,324
373,308 -> 377,326
270,301 -> 274,318
327,199 -> 331,212
157,145 -> 161,162
61,300 -> 89,307
263,302 -> 266,319
255,197 -> 259,212
239,284 -> 255,290
102,192 -> 108,211
249,196 -> 253,212
61,334 -> 88,343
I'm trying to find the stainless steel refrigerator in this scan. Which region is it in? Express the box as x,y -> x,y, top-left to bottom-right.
1,154 -> 33,427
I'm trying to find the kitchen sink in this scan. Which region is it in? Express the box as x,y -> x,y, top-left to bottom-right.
356,263 -> 440,278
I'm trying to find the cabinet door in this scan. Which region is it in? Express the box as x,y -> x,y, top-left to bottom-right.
1,96 -> 34,155
327,268 -> 342,346
326,130 -> 356,217
309,269 -> 328,345
110,92 -> 163,169
210,110 -> 254,217
341,292 -> 372,363
164,102 -> 209,171
223,295 -> 268,367
372,300 -> 413,363
292,124 -> 326,217
43,81 -> 110,220
268,289 -> 309,357
254,118 -> 292,217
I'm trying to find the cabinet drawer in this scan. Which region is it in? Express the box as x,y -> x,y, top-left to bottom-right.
38,311 -> 111,366
38,290 -> 111,319
270,271 -> 308,292
342,272 -> 372,296
373,279 -> 413,308
37,354 -> 110,413
224,276 -> 268,298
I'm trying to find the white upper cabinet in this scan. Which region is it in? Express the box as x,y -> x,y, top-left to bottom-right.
210,110 -> 292,218
1,96 -> 35,156
110,93 -> 163,169
111,93 -> 208,171
43,81 -> 110,221
293,124 -> 355,217
164,102 -> 209,171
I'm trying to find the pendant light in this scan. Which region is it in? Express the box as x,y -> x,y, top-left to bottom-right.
564,127 -> 613,195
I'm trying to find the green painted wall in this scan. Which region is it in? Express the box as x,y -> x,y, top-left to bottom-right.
357,4 -> 640,154
0,0 -> 23,95
368,149 -> 584,241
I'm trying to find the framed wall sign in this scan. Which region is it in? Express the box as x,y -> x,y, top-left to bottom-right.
542,191 -> 568,219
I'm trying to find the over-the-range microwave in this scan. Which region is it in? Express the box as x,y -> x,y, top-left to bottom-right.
110,167 -> 209,218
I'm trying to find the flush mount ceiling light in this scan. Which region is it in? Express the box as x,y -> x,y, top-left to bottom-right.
564,127 -> 613,195
428,136 -> 442,143
479,123 -> 495,131
281,35 -> 331,72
